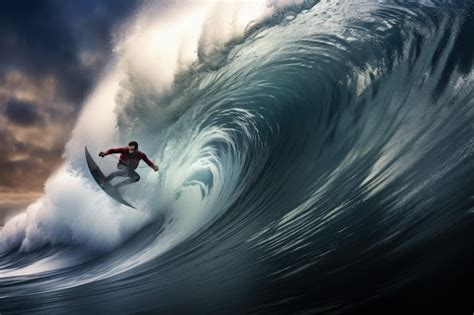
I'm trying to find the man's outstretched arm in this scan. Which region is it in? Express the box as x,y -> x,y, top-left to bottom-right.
99,147 -> 127,157
141,153 -> 159,171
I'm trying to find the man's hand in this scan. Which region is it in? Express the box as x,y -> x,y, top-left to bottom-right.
153,165 -> 159,172
99,151 -> 105,157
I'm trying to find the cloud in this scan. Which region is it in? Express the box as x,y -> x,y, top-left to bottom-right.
4,99 -> 44,126
0,125 -> 63,191
0,0 -> 141,106
0,1 -> 86,102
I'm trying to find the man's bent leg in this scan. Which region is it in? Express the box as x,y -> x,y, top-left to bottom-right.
114,169 -> 140,189
104,167 -> 128,186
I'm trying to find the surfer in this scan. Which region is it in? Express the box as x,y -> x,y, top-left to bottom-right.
99,141 -> 159,189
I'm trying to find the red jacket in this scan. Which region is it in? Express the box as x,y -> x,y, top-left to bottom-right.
103,147 -> 155,170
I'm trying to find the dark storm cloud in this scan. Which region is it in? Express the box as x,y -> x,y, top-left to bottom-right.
4,99 -> 43,126
0,0 -> 86,103
61,0 -> 141,52
0,0 -> 141,105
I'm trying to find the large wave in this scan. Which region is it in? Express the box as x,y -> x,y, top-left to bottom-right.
1,0 -> 473,313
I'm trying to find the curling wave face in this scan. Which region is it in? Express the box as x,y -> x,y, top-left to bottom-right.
1,0 -> 473,313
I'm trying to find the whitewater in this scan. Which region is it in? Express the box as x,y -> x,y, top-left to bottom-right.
1,0 -> 473,313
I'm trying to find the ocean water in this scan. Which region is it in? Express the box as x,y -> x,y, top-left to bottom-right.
1,0 -> 473,313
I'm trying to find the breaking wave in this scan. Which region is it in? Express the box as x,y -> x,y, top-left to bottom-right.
1,0 -> 473,313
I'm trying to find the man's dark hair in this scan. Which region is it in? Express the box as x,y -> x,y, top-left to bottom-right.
128,141 -> 138,149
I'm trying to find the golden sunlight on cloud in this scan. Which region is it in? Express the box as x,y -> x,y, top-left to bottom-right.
0,71 -> 57,106
0,70 -> 78,213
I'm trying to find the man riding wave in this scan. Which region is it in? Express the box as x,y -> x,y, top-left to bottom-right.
99,141 -> 159,189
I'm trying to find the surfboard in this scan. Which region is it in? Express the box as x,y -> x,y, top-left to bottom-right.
85,147 -> 136,209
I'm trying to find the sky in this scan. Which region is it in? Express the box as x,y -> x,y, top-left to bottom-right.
0,0 -> 142,222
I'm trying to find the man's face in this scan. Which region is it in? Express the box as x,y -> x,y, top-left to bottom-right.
128,145 -> 137,154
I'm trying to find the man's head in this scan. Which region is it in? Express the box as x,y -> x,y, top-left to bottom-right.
128,141 -> 138,153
